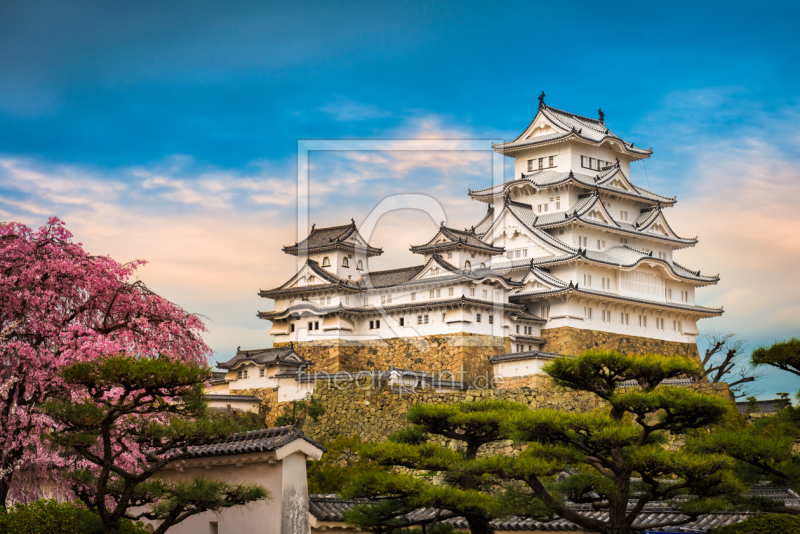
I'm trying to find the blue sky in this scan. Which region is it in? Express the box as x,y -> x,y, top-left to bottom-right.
1,0 -> 799,398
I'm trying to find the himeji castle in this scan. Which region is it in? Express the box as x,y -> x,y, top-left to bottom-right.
213,95 -> 722,395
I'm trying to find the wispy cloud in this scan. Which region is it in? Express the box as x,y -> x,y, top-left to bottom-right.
320,99 -> 391,121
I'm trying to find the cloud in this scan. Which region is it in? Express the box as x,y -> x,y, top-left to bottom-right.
320,99 -> 391,121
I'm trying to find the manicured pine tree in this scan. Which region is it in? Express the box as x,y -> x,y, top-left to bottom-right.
341,400 -> 541,534
486,351 -> 742,534
43,355 -> 269,534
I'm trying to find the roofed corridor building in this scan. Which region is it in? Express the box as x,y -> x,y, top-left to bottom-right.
244,96 -> 722,390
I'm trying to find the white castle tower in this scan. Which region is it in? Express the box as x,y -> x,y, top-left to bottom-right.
247,95 -> 721,387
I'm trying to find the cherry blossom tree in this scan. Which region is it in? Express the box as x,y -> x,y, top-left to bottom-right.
0,217 -> 210,507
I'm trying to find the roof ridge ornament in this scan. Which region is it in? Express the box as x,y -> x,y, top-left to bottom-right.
598,108 -> 605,124
569,170 -> 574,178
538,91 -> 546,109
616,157 -> 620,167
311,223 -> 315,231
237,346 -> 241,352
351,218 -> 355,225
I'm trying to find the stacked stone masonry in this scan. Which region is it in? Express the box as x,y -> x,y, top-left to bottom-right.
541,327 -> 701,360
302,381 -> 734,453
276,333 -> 509,383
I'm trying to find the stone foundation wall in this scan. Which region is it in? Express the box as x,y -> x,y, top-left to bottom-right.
275,333 -> 509,383
541,327 -> 700,359
303,381 -> 734,448
229,386 -> 293,427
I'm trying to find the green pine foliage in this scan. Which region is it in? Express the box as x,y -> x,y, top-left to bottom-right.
307,435 -> 387,494
341,400 -> 539,534
273,393 -> 325,427
0,500 -> 147,534
43,356 -> 270,534
344,350 -> 754,534
751,338 -> 800,379
707,513 -> 800,533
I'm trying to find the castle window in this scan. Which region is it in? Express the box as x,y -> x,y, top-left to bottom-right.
442,312 -> 446,322
549,155 -> 555,167
516,344 -> 523,352
476,313 -> 481,323
621,313 -> 629,325
345,296 -> 350,305
620,210 -> 629,222
516,325 -> 519,333
417,315 -> 423,325
237,369 -> 248,380
583,274 -> 592,287
430,290 -> 435,298
436,289 -> 441,297
327,296 -> 332,305
681,290 -> 689,303
449,287 -> 454,296
369,320 -> 381,329
356,259 -> 364,270
620,238 -> 629,244
342,257 -> 350,267
447,252 -> 452,259
639,315 -> 647,328
597,239 -> 606,249
538,157 -> 544,169
584,307 -> 592,320
309,276 -> 316,282
363,298 -> 369,305
424,314 -> 429,324
601,277 -> 611,290
470,288 -> 475,296
482,289 -> 488,298
527,159 -> 534,172
400,317 -> 405,326
540,305 -> 550,319
322,256 -> 331,267
260,368 -> 265,378
290,323 -> 295,332
494,291 -> 499,300
488,315 -> 494,325
666,288 -> 672,300
411,292 -> 416,301
464,260 -> 471,271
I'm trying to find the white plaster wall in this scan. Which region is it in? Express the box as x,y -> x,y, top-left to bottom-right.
493,358 -> 548,378
140,459 -> 284,534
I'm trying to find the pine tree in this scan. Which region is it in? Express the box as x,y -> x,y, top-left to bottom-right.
43,356 -> 269,534
341,400 -> 540,534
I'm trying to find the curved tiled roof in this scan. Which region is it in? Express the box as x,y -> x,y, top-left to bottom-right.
492,103 -> 652,159
489,349 -> 561,363
186,426 -> 324,459
410,226 -> 505,255
217,346 -> 308,370
509,283 -> 723,317
205,394 -> 262,403
308,494 -> 761,532
259,259 -> 361,298
470,166 -> 674,206
527,246 -> 718,284
282,221 -> 383,257
476,197 -> 577,255
259,295 -> 526,321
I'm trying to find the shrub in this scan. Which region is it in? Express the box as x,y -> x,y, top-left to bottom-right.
708,513 -> 800,533
0,499 -> 148,534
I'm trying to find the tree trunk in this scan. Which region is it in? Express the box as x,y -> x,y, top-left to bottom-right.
465,514 -> 494,534
0,476 -> 9,510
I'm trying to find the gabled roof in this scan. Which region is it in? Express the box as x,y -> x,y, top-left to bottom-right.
479,197 -> 576,255
282,221 -> 383,257
469,166 -> 675,206
534,193 -> 697,247
217,345 -> 309,370
410,225 -> 505,255
186,426 -> 324,459
259,259 -> 361,299
528,245 -> 719,285
492,100 -> 652,159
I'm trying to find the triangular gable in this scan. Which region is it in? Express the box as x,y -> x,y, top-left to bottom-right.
637,210 -> 682,239
575,195 -> 619,227
484,206 -> 571,258
411,255 -> 460,280
599,168 -> 638,194
522,113 -> 565,140
284,261 -> 340,289
519,268 -> 567,291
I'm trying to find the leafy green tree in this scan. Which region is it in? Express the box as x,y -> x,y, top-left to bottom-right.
307,435 -> 388,494
341,400 -> 538,534
273,393 -> 325,427
43,356 -> 270,534
0,500 -> 147,534
478,351 -> 743,534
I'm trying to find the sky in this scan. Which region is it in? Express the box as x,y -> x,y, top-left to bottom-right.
1,0 -> 799,398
